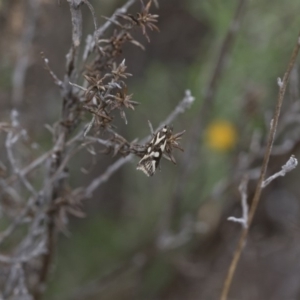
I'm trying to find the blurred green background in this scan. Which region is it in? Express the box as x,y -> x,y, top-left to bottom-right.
1,0 -> 300,299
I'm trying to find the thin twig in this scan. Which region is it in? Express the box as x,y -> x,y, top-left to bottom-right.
0,196 -> 36,246
5,111 -> 38,197
4,127 -> 87,192
262,155 -> 298,188
41,53 -> 64,89
220,31 -> 300,300
12,264 -> 31,298
227,176 -> 249,228
34,2 -> 84,298
157,90 -> 194,130
85,155 -> 132,197
0,239 -> 46,264
83,0 -> 97,31
83,115 -> 95,136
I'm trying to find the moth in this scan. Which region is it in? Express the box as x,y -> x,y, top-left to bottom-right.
136,126 -> 169,177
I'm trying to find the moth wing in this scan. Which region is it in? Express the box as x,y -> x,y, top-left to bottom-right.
137,155 -> 157,177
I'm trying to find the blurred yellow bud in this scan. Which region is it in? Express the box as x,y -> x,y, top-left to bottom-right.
205,120 -> 237,151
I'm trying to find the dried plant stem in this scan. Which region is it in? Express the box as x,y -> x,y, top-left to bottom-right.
33,1 -> 83,297
227,176 -> 249,228
33,218 -> 55,300
220,32 -> 300,300
262,155 -> 298,187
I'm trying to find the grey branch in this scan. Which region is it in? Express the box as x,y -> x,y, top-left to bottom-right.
0,197 -> 35,246
5,110 -> 38,197
42,55 -> 64,89
83,116 -> 95,137
85,155 -> 132,197
262,155 -> 298,188
83,0 -> 98,31
0,239 -> 47,264
228,177 -> 249,228
158,90 -> 195,130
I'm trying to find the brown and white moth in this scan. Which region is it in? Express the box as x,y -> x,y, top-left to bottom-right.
136,125 -> 185,176
136,126 -> 169,177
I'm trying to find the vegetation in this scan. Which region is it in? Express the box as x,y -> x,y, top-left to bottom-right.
0,0 -> 300,299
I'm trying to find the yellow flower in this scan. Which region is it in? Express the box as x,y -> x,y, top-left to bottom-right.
205,120 -> 237,151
